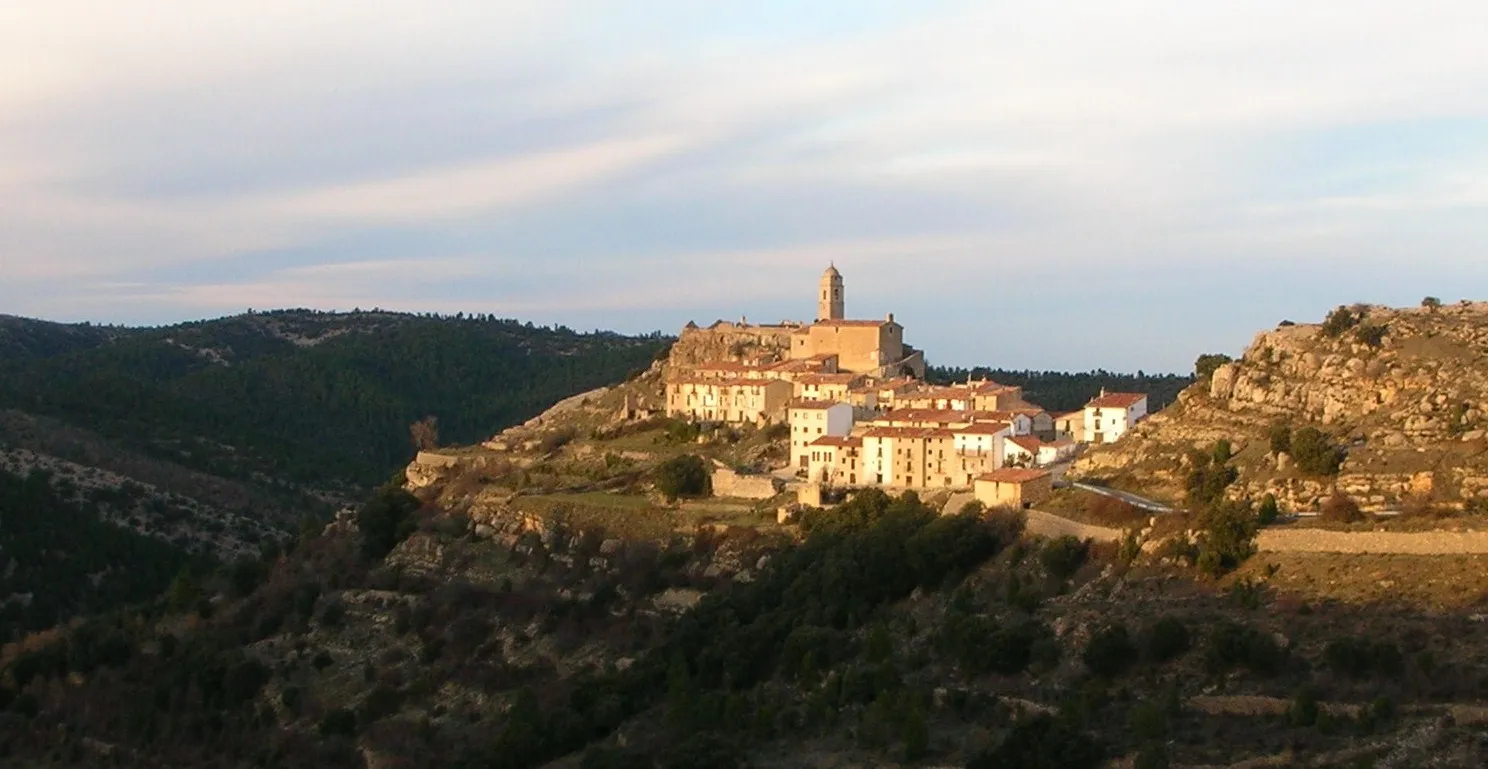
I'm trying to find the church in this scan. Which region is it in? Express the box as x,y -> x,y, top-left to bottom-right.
788,265 -> 926,379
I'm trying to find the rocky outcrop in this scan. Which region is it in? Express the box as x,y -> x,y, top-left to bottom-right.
1076,302 -> 1488,511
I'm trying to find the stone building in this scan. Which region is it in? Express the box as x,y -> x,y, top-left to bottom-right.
665,377 -> 792,424
975,468 -> 1053,509
789,266 -> 927,378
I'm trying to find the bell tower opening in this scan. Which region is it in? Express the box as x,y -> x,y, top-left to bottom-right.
818,264 -> 845,321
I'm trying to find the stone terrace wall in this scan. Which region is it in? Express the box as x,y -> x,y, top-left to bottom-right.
1024,510 -> 1123,543
712,467 -> 782,500
1258,528 -> 1488,555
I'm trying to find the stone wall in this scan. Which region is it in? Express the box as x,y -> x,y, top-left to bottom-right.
1024,510 -> 1124,543
711,466 -> 783,500
1257,527 -> 1488,555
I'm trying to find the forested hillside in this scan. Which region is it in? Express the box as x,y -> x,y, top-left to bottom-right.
0,466 -> 205,643
926,366 -> 1192,412
0,311 -> 671,489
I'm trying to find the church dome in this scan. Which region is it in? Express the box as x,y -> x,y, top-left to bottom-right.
823,264 -> 841,278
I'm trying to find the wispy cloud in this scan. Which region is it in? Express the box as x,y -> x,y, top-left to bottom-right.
2,1 -> 1488,370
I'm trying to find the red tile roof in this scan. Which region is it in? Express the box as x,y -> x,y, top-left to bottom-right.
788,399 -> 847,410
1087,392 -> 1147,409
953,422 -> 1011,435
862,426 -> 955,439
1007,436 -> 1043,453
977,468 -> 1051,484
810,435 -> 863,448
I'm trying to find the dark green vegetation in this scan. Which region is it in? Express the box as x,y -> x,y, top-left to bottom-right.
2,480 -> 1484,768
651,455 -> 711,502
924,367 -> 1191,412
0,466 -> 205,642
0,310 -> 670,488
0,310 -> 667,651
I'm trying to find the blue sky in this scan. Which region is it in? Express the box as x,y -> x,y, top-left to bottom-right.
2,1 -> 1487,373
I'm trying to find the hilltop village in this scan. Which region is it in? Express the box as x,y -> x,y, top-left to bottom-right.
660,266 -> 1151,508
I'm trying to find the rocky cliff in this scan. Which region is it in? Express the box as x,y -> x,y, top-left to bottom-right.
1075,301 -> 1488,512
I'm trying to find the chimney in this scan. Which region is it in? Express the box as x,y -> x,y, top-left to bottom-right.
887,312 -> 895,323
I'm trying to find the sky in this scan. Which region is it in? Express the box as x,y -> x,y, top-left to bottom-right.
3,2 -> 1488,373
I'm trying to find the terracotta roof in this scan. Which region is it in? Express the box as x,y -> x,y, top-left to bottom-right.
796,373 -> 859,385
862,426 -> 955,439
1052,410 -> 1083,420
810,435 -> 862,448
788,399 -> 847,410
668,376 -> 788,387
953,422 -> 1011,436
1007,436 -> 1043,453
977,468 -> 1051,484
1087,392 -> 1147,409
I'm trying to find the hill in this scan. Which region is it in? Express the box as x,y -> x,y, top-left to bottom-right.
926,366 -> 1192,413
0,310 -> 670,642
1075,301 -> 1488,514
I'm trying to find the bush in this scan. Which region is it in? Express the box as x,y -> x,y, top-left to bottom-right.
358,482 -> 422,560
1290,427 -> 1344,476
319,708 -> 358,737
1288,685 -> 1319,727
1319,494 -> 1366,524
1083,624 -> 1138,678
1144,617 -> 1191,663
1040,536 -> 1089,580
1268,423 -> 1292,455
653,455 -> 711,502
1422,296 -> 1442,311
967,714 -> 1102,769
1204,622 -> 1284,676
1195,500 -> 1258,576
1324,638 -> 1403,679
1321,305 -> 1361,337
1185,447 -> 1238,506
1257,494 -> 1280,525
1355,324 -> 1388,348
1195,353 -> 1233,381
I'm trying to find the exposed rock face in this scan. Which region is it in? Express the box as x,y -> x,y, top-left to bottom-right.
1075,302 -> 1488,512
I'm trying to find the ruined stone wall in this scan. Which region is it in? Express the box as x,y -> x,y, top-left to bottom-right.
712,466 -> 782,500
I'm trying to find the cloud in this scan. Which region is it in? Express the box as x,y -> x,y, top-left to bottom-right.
3,1 -> 1488,371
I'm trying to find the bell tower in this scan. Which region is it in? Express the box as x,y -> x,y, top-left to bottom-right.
818,264 -> 844,321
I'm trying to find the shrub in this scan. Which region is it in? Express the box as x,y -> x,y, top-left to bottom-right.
1195,500 -> 1258,576
1144,617 -> 1192,663
1212,439 -> 1233,464
1288,685 -> 1320,727
1185,447 -> 1238,506
1325,638 -> 1403,679
966,714 -> 1102,769
1195,353 -> 1233,381
319,597 -> 347,629
1040,536 -> 1089,580
653,455 -> 710,502
1133,743 -> 1170,769
1257,494 -> 1280,525
1321,305 -> 1361,337
1268,423 -> 1292,455
1204,622 -> 1284,675
358,482 -> 422,560
1083,624 -> 1138,678
1319,494 -> 1366,524
1422,296 -> 1442,311
1355,324 -> 1388,348
319,708 -> 358,737
1290,427 -> 1344,476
